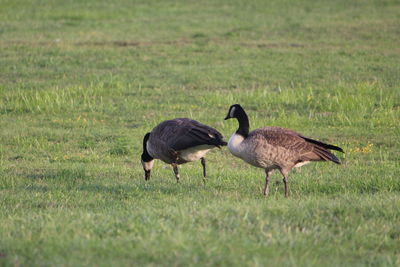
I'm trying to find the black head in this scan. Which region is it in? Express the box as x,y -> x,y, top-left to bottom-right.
224,104 -> 244,120
224,104 -> 250,137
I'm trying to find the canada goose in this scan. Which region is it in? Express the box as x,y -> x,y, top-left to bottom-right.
224,104 -> 344,197
141,118 -> 227,182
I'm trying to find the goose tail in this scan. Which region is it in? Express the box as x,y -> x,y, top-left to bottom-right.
213,139 -> 227,148
300,136 -> 344,164
302,136 -> 344,153
313,146 -> 341,164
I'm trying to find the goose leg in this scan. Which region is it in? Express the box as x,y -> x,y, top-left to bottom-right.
172,164 -> 180,183
279,169 -> 290,197
263,169 -> 273,197
200,157 -> 207,184
283,176 -> 289,197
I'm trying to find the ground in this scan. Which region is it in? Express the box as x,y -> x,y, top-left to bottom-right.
0,0 -> 399,266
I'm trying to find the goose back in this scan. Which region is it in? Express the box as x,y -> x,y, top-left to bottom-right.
147,118 -> 226,164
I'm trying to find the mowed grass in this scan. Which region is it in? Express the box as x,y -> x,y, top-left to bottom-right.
1,0 -> 400,266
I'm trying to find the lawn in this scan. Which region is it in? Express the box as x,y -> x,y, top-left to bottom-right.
1,0 -> 399,266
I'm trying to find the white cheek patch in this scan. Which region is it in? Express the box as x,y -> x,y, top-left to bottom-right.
229,106 -> 236,118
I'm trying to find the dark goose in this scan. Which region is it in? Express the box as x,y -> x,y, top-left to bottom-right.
141,118 -> 227,182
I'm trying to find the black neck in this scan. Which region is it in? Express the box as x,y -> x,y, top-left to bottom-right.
141,133 -> 153,162
141,149 -> 153,162
235,107 -> 249,137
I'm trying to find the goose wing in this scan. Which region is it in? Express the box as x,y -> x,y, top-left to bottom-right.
156,118 -> 225,151
252,127 -> 342,164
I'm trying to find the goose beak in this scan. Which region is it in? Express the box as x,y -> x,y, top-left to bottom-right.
224,114 -> 231,120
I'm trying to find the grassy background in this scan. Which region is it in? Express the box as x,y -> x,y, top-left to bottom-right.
1,0 -> 399,266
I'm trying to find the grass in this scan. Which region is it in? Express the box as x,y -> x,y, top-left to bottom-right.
1,0 -> 400,266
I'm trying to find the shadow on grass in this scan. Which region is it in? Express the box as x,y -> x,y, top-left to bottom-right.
74,182 -> 207,196
23,173 -> 207,196
25,168 -> 88,180
21,166 -> 207,196
21,166 -> 398,197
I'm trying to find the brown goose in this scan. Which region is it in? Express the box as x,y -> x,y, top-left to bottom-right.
141,118 -> 227,182
224,104 -> 344,197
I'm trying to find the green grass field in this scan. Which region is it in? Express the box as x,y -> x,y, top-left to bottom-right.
1,0 -> 400,266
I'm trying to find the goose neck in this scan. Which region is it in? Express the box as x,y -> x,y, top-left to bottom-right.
235,110 -> 249,138
142,133 -> 154,161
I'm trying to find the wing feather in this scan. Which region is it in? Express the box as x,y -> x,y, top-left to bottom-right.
251,126 -> 342,164
153,118 -> 226,152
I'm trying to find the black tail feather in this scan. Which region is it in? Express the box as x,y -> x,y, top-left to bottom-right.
219,140 -> 228,147
302,136 -> 344,153
212,139 -> 227,148
314,145 -> 341,164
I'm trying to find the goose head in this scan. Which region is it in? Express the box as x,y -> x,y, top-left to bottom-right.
224,104 -> 244,120
224,104 -> 250,137
141,132 -> 154,180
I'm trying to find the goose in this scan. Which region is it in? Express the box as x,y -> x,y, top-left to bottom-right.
141,118 -> 227,182
224,104 -> 344,197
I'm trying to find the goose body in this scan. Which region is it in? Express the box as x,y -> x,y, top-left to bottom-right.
228,127 -> 336,169
141,118 -> 227,182
225,104 -> 343,197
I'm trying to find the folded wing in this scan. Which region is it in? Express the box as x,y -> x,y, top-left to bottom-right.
168,119 -> 227,151
254,126 -> 343,164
